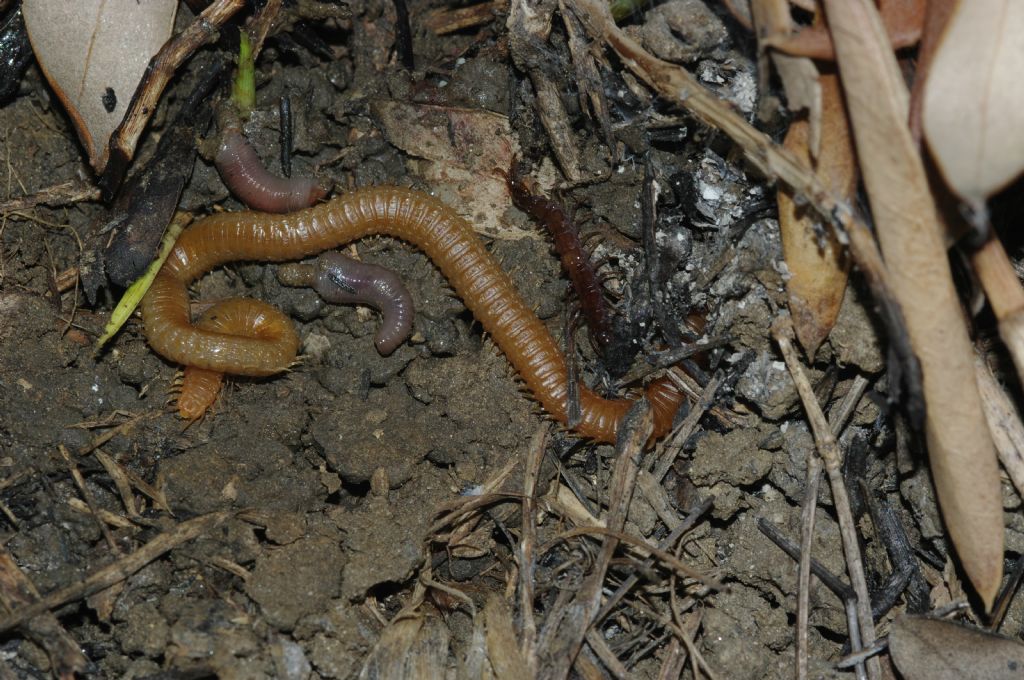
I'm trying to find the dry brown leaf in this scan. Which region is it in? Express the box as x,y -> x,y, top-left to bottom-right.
778,71 -> 854,357
370,100 -> 534,240
22,0 -> 177,173
822,0 -> 1003,609
922,0 -> 1024,206
751,0 -> 822,150
767,0 -> 925,59
890,616 -> 1024,680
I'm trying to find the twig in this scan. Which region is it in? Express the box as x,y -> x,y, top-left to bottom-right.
756,519 -> 855,602
0,180 -> 100,215
829,375 -> 870,436
99,0 -> 246,197
58,445 -> 119,554
794,373 -> 866,679
796,439 -> 822,680
594,497 -> 714,624
773,318 -> 880,680
520,425 -> 547,673
652,369 -> 726,481
969,230 -> 1024,392
0,511 -> 231,633
0,548 -> 89,677
536,402 -> 653,680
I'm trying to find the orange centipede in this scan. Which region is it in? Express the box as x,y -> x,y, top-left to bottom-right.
172,299 -> 285,420
140,187 -> 685,443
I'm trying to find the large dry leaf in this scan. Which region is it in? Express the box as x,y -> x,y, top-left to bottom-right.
922,0 -> 1024,205
890,616 -> 1024,680
779,71 -> 854,357
371,100 -> 535,240
22,0 -> 177,173
822,0 -> 1003,608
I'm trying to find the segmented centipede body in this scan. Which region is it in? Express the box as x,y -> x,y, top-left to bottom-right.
278,251 -> 414,355
141,188 -> 684,442
505,163 -> 615,352
173,298 -> 298,419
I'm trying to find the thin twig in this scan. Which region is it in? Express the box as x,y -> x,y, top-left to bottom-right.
773,318 -> 880,680
520,425 -> 547,673
594,497 -> 714,624
796,442 -> 821,680
58,445 -> 119,554
100,0 -> 246,196
653,369 -> 726,481
0,180 -> 100,215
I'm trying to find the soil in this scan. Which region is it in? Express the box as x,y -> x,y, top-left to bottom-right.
0,1 -> 1014,679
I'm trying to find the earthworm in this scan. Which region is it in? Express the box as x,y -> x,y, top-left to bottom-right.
278,251 -> 414,355
214,128 -> 326,213
140,188 -> 685,443
504,162 -> 615,353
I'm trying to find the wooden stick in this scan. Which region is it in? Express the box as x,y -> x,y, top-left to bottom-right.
774,318 -> 880,680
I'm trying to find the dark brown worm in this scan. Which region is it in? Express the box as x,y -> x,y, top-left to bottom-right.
504,162 -> 615,352
214,129 -> 326,213
140,188 -> 685,443
278,251 -> 414,355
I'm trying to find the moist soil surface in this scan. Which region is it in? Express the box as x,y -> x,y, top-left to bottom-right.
0,1 -> 1013,679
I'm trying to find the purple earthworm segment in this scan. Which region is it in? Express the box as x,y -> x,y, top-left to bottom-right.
278,251 -> 414,355
214,129 -> 326,213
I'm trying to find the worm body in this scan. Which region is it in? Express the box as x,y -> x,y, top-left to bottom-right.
278,252 -> 414,355
215,129 -> 326,213
172,299 -> 291,419
505,163 -> 615,352
141,188 -> 685,443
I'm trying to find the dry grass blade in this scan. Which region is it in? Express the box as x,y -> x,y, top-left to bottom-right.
822,0 -> 1003,610
922,0 -> 1024,207
519,425 -> 547,672
556,526 -> 718,587
975,353 -> 1024,499
357,615 -> 450,680
778,70 -> 854,357
484,595 -> 531,679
